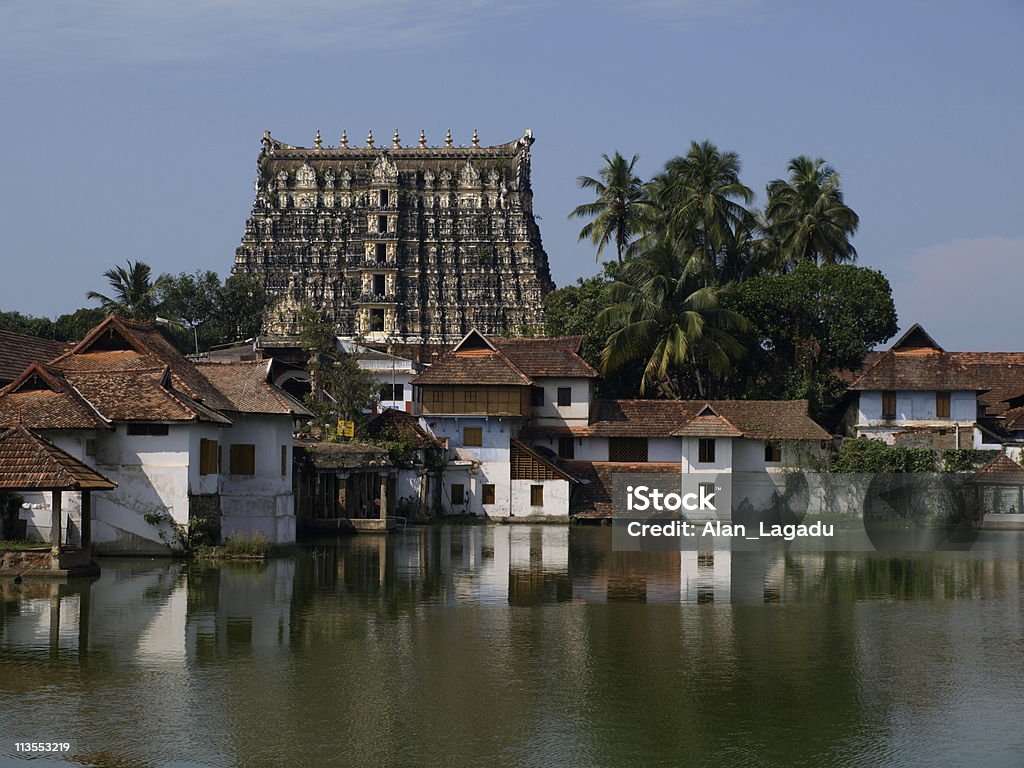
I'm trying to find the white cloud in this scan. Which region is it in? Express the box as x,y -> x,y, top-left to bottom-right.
892,235 -> 1024,351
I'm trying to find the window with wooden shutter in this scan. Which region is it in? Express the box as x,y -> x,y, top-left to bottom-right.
764,441 -> 781,463
200,439 -> 219,476
608,437 -> 648,462
482,484 -> 495,505
882,391 -> 897,420
936,391 -> 951,418
530,485 -> 544,507
451,483 -> 465,505
557,387 -> 572,407
229,444 -> 256,475
463,427 -> 483,446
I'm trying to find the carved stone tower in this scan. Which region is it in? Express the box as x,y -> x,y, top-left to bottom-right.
232,129 -> 554,347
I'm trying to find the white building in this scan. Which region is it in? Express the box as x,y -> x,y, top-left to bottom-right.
413,329 -> 829,521
337,338 -> 416,412
842,323 -> 1024,454
0,316 -> 309,553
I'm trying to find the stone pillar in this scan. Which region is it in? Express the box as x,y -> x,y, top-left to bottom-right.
80,490 -> 92,552
379,471 -> 390,523
50,490 -> 62,552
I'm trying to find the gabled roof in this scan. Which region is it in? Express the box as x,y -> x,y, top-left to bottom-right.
0,330 -> 68,384
672,404 -> 742,437
520,399 -> 829,441
52,315 -> 234,411
0,364 -> 111,430
0,425 -> 116,490
195,361 -> 312,416
847,323 -> 981,392
968,454 -> 1024,486
510,439 -> 577,482
412,328 -> 596,386
412,329 -> 533,386
62,367 -> 231,424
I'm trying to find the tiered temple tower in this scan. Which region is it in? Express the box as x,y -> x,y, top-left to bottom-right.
232,128 -> 554,349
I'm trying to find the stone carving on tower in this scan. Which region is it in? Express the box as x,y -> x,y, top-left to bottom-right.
232,129 -> 554,350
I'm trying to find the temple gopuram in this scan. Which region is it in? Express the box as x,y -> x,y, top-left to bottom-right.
232,128 -> 554,358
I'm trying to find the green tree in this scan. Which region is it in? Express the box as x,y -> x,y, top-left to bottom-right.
296,308 -> 377,438
599,240 -> 748,398
764,156 -> 859,267
52,307 -> 106,341
648,140 -> 755,280
724,262 -> 897,420
158,270 -> 223,353
0,310 -> 55,339
86,260 -> 169,320
569,152 -> 650,263
215,273 -> 272,343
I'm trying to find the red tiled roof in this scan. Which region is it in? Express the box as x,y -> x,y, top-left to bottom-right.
848,348 -> 982,392
521,399 -> 828,441
63,368 -> 231,424
968,454 -> 1024,486
52,316 -> 234,411
492,337 -> 598,379
196,361 -> 311,416
0,364 -> 110,430
0,425 -> 116,490
562,461 -> 680,518
412,347 -> 533,386
0,330 -> 68,385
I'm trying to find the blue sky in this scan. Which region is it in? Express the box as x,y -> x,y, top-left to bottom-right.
0,0 -> 1021,349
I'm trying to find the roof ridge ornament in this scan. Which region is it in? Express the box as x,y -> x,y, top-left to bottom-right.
419,129 -> 427,149
393,129 -> 401,149
340,130 -> 348,149
314,130 -> 322,150
366,130 -> 374,149
472,129 -> 479,149
444,129 -> 453,148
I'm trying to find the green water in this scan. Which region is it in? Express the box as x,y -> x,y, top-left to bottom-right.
1,525 -> 1023,767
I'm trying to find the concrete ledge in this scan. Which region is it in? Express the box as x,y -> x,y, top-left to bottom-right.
982,514 -> 1024,530
495,515 -> 570,524
0,547 -> 100,579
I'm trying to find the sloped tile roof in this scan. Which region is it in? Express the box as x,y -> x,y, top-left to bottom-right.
522,399 -> 828,441
492,337 -> 598,378
0,330 -> 68,385
968,454 -> 1024,486
63,368 -> 231,424
562,461 -> 680,518
673,412 -> 743,437
0,425 -> 116,490
411,347 -> 533,386
195,361 -> 311,416
848,349 -> 982,392
0,364 -> 110,430
52,316 -> 234,412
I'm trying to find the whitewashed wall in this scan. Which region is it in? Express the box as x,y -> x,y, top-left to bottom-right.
531,377 -> 592,425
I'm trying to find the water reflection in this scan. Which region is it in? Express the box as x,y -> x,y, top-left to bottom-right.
1,527 -> 1023,768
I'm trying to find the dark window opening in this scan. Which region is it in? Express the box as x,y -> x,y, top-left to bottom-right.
229,444 -> 256,475
375,243 -> 387,263
608,437 -> 648,463
379,189 -> 389,206
530,485 -> 544,506
531,386 -> 545,407
558,436 -> 575,460
764,441 -> 782,463
451,483 -> 465,505
882,391 -> 897,420
372,274 -> 386,295
482,484 -> 495,505
127,423 -> 169,436
557,387 -> 572,407
369,309 -> 385,332
698,438 -> 716,464
377,215 -> 388,233
936,391 -> 951,418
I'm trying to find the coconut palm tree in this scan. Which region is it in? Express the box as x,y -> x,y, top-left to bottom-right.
598,239 -> 748,397
86,260 -> 169,320
655,140 -> 755,279
764,156 -> 859,267
569,152 -> 650,263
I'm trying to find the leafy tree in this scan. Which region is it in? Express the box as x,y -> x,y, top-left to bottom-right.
599,240 -> 748,398
86,260 -> 169,320
764,156 -> 859,267
543,266 -> 643,398
724,262 -> 897,420
215,273 -> 272,343
296,308 -> 377,438
52,307 -> 106,341
569,152 -> 650,263
0,310 -> 56,338
646,140 -> 755,280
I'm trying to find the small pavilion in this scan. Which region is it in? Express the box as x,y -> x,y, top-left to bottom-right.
0,425 -> 116,576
